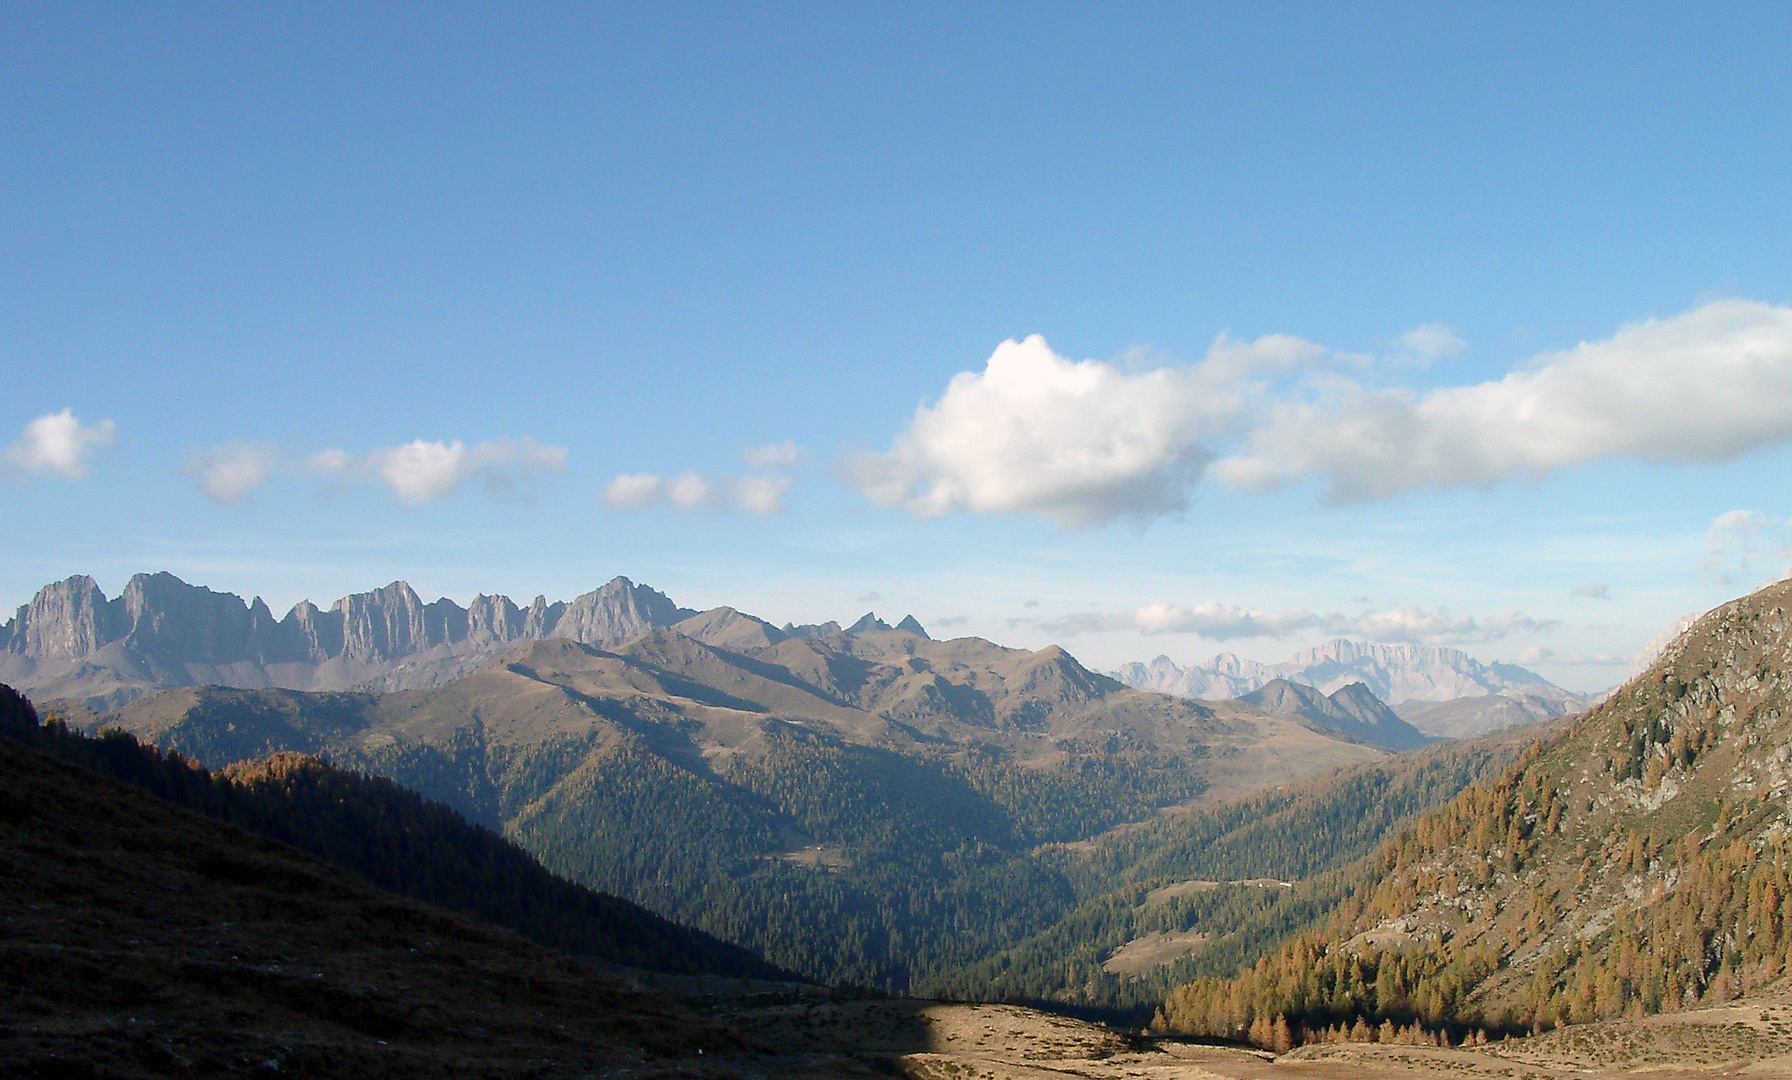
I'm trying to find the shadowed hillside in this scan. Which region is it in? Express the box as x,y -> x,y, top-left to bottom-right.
0,690 -> 757,1079
0,683 -> 785,981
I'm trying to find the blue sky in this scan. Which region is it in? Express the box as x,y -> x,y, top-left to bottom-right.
5,3 -> 1792,691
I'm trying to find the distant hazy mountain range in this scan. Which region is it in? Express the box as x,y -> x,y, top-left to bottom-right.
1113,640 -> 1592,738
0,572 -> 927,709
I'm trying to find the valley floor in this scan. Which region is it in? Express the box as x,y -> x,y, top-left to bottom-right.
685,993 -> 1792,1079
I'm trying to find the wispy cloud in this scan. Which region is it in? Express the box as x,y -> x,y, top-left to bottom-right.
601,441 -> 801,516
4,408 -> 116,480
306,437 -> 568,507
1700,508 -> 1792,585
185,442 -> 278,505
1396,322 -> 1466,362
848,300 -> 1792,524
1571,582 -> 1610,600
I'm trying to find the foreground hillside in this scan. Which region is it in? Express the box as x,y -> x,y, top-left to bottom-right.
1157,577 -> 1792,1046
0,684 -> 783,981
67,618 -> 1387,989
0,708 -> 745,1079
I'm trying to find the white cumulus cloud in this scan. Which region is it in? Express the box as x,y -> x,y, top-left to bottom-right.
309,437 -> 567,507
185,442 -> 278,505
852,300 -> 1792,524
1218,300 -> 1792,502
4,409 -> 117,480
841,333 -> 1314,526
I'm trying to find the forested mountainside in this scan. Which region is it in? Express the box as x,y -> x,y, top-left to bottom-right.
0,692 -> 743,1079
1155,578 -> 1792,1048
65,620 -> 1391,990
0,684 -> 783,980
923,728 -> 1533,1010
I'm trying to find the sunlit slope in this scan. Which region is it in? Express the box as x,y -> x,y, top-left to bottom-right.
1158,577 -> 1792,1044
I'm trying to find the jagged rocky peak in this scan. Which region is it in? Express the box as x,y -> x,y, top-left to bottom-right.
838,612 -> 930,638
117,571 -> 262,664
553,577 -> 695,648
782,620 -> 843,640
331,581 -> 435,664
847,612 -> 893,634
6,575 -> 115,661
466,593 -> 525,644
0,571 -> 705,706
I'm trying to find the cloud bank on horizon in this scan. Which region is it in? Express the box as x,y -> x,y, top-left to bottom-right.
846,299 -> 1792,525
1037,599 -> 1557,647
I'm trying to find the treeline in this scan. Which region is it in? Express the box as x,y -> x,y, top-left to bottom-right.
0,683 -> 786,980
1154,660 -> 1784,1048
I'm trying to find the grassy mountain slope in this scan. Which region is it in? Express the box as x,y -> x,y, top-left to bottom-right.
1156,578 -> 1792,1047
1,683 -> 784,980
69,626 -> 1387,989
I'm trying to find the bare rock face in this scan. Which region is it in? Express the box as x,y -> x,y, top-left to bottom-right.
0,572 -> 696,706
550,578 -> 693,648
6,575 -> 118,663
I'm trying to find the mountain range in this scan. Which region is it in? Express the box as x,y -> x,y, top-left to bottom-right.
1114,640 -> 1592,738
0,571 -> 933,709
22,570 -> 1414,990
